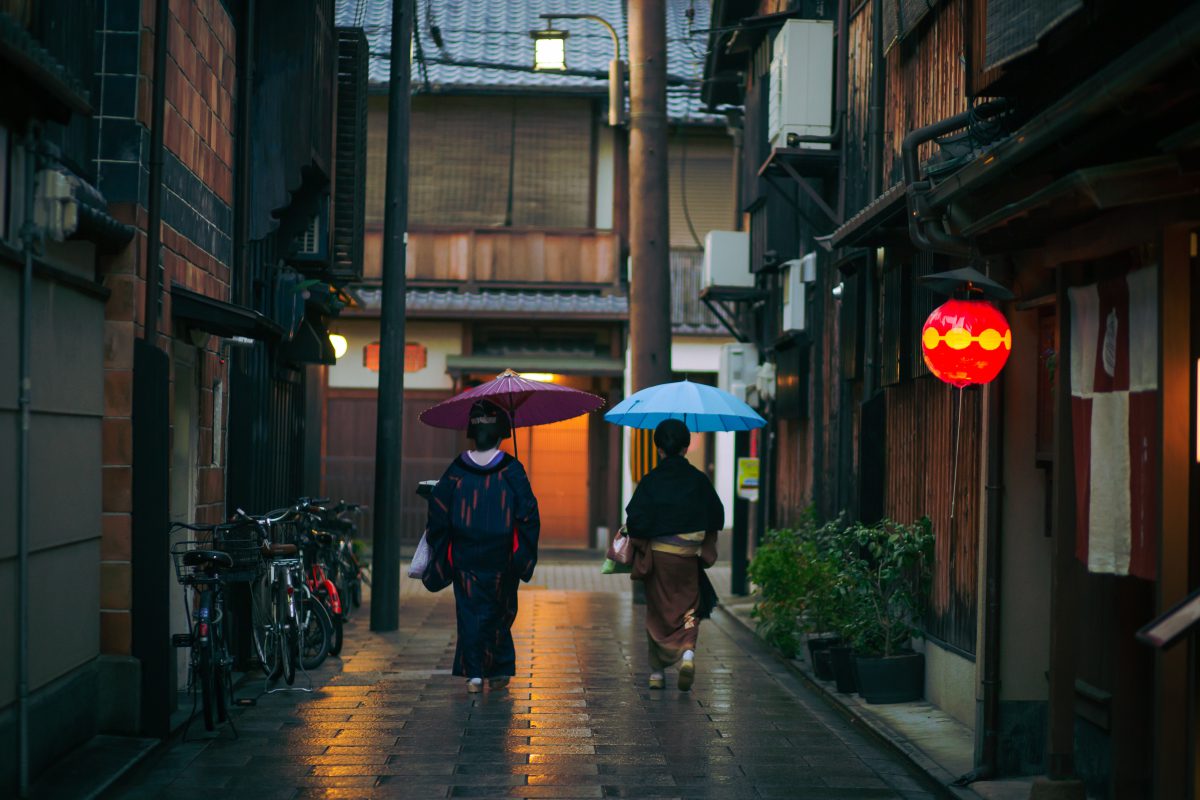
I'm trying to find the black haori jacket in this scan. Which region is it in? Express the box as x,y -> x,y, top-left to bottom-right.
423,452 -> 540,592
625,455 -> 725,539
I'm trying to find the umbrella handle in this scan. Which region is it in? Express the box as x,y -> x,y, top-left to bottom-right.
509,390 -> 518,460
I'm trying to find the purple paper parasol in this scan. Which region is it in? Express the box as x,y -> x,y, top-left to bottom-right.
418,369 -> 606,430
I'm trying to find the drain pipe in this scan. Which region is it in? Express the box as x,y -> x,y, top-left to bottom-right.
834,0 -> 849,216
143,0 -> 170,342
867,0 -> 883,197
978,371 -> 1005,780
900,99 -> 1008,257
17,125 -> 41,800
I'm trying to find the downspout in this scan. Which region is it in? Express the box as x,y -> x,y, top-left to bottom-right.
900,99 -> 1008,257
17,125 -> 41,800
867,0 -> 883,197
143,0 -> 170,342
979,371 -> 1005,779
834,0 -> 849,219
862,0 -> 885,398
233,0 -> 256,308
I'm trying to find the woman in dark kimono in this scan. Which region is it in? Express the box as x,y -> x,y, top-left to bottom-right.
625,419 -> 724,691
425,400 -> 540,693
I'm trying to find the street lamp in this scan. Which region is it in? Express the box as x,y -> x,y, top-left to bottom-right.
531,27 -> 569,71
534,13 -> 626,126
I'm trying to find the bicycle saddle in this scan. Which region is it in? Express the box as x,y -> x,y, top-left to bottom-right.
182,550 -> 233,569
260,542 -> 299,558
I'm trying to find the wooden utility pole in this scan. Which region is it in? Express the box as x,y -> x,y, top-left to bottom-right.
371,0 -> 413,632
628,0 -> 672,391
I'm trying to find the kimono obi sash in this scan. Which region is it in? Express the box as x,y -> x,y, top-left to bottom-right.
649,531 -> 706,557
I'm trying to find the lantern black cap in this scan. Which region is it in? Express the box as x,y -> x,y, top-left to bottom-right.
917,266 -> 1014,301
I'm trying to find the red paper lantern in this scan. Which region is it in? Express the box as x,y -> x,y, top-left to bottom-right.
920,299 -> 1012,387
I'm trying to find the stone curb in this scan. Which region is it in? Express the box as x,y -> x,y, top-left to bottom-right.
715,601 -> 986,800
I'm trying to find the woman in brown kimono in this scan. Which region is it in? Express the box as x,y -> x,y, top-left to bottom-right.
624,419 -> 724,691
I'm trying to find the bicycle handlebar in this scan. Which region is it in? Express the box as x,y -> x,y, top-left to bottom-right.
169,521 -> 217,533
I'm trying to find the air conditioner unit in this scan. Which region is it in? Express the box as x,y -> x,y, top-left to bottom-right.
768,19 -> 834,150
719,342 -> 759,403
781,253 -> 818,333
702,230 -> 752,289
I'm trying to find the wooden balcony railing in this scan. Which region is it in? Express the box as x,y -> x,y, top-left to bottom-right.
362,226 -> 622,288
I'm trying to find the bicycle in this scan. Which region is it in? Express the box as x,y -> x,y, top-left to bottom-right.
320,501 -> 368,618
300,521 -> 344,656
169,522 -> 245,731
240,502 -> 331,685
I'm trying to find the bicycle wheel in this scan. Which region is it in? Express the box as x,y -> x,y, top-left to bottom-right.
334,576 -> 353,622
279,581 -> 296,685
198,629 -> 217,731
250,573 -> 282,679
328,604 -> 344,656
340,552 -> 362,609
317,586 -> 344,656
299,589 -> 332,670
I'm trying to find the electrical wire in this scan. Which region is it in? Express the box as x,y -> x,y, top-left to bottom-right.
413,2 -> 431,92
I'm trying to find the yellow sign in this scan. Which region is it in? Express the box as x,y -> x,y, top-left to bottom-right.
736,457 -> 759,501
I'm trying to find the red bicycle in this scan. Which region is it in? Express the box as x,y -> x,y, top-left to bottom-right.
300,511 -> 344,657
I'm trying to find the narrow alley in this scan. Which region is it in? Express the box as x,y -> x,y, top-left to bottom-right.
107,566 -> 940,800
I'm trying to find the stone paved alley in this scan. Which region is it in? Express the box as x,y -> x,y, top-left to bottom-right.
107,565 -> 943,799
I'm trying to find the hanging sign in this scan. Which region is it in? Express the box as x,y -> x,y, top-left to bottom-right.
736,457 -> 759,501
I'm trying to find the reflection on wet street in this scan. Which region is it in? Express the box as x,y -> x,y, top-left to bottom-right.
109,587 -> 940,799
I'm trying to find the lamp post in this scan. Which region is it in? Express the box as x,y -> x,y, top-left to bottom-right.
531,10 -> 674,385
535,13 -> 626,127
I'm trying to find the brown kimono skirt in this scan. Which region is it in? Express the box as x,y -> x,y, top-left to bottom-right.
631,533 -> 719,669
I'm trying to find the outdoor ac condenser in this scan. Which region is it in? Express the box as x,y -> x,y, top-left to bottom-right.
702,230 -> 752,289
768,19 -> 834,150
719,342 -> 759,403
781,253 -> 818,333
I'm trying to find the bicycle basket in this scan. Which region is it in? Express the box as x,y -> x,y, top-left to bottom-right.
212,521 -> 262,572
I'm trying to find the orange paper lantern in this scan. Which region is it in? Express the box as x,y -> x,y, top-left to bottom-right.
920,299 -> 1012,387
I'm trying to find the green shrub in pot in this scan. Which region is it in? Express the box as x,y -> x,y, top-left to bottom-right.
841,517 -> 934,657
748,509 -> 821,658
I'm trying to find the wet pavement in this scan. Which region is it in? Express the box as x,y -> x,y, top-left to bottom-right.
107,576 -> 943,799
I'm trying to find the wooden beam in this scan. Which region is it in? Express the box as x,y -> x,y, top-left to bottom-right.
1046,264 -> 1081,779
1013,197 -> 1200,271
1156,226 -> 1192,797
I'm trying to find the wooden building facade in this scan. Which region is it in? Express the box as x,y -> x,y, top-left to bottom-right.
705,0 -> 1200,796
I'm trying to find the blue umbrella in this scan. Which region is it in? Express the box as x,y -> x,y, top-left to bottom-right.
604,380 -> 766,432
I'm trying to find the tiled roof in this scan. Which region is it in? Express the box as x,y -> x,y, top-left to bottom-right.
348,286 -> 629,318
335,0 -> 720,123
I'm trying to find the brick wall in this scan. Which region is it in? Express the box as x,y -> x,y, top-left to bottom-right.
96,0 -> 237,656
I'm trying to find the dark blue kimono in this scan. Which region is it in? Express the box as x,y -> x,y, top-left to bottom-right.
425,452 -> 540,679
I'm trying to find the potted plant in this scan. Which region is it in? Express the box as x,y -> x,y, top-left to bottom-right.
842,517 -> 935,703
748,527 -> 808,659
819,522 -> 867,693
796,519 -> 850,681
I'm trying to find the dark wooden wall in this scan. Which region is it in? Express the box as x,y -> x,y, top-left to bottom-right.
882,0 -> 967,187
884,378 -> 982,654
322,388 -> 458,545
